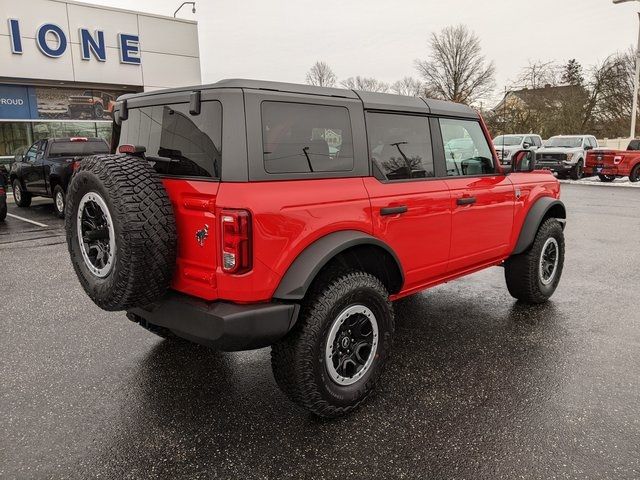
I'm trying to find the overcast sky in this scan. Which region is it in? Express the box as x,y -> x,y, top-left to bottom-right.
83,0 -> 636,106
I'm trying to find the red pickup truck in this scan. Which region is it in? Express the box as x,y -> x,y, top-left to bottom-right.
585,140 -> 640,182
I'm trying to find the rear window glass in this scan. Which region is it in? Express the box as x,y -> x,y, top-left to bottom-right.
261,102 -> 354,174
120,101 -> 222,179
48,140 -> 109,157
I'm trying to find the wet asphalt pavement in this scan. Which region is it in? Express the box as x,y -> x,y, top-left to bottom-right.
1,184 -> 639,479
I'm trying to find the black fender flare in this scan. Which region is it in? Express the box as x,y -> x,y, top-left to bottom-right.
272,230 -> 404,301
512,197 -> 566,255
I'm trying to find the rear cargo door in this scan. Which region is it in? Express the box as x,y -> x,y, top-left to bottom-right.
117,89 -> 245,301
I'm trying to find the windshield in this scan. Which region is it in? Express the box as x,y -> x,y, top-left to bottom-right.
48,140 -> 109,157
545,137 -> 583,148
493,135 -> 523,146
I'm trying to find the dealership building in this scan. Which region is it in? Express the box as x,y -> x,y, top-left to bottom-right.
0,0 -> 201,162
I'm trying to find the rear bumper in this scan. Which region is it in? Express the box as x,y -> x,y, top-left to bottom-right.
586,165 -> 620,176
128,291 -> 300,351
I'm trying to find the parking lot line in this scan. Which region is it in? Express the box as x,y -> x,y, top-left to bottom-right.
6,213 -> 49,228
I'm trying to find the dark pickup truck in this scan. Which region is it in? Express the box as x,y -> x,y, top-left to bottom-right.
9,137 -> 110,218
0,165 -> 7,221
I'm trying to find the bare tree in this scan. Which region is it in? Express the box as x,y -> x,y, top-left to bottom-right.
391,77 -> 423,96
340,76 -> 390,93
415,25 -> 495,105
515,60 -> 560,89
305,61 -> 337,87
585,50 -> 635,136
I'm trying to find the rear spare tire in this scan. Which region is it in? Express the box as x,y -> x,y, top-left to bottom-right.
65,154 -> 177,311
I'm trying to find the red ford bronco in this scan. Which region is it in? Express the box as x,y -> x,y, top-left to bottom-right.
65,80 -> 566,417
585,139 -> 640,183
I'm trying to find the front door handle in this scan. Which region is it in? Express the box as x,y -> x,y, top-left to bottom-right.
456,197 -> 477,206
381,205 -> 408,216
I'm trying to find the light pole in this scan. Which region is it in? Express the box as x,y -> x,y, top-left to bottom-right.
614,0 -> 640,139
174,2 -> 196,18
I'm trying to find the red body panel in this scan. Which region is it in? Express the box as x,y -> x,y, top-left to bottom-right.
162,178 -> 220,301
161,112 -> 560,306
214,178 -> 373,303
363,177 -> 451,291
586,149 -> 640,178
444,175 -> 515,272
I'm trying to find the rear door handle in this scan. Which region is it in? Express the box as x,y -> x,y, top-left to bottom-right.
380,205 -> 408,216
456,197 -> 477,206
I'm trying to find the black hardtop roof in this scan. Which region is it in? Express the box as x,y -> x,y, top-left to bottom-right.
118,78 -> 478,118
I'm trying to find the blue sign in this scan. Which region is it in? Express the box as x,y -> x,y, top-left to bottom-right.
6,18 -> 140,65
0,85 -> 38,120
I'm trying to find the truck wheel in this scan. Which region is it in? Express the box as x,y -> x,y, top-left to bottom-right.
12,180 -> 32,208
505,218 -> 565,304
65,154 -> 177,311
53,185 -> 66,218
271,270 -> 394,418
629,164 -> 640,183
598,174 -> 615,183
569,160 -> 584,180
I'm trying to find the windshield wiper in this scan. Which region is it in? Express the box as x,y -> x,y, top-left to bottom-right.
302,146 -> 314,172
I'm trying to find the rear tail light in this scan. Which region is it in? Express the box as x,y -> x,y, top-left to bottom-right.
118,144 -> 147,155
69,137 -> 88,142
221,209 -> 252,274
0,186 -> 5,195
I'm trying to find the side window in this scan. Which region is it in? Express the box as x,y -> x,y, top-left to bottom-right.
534,136 -> 543,147
24,143 -> 38,162
261,102 -> 354,174
366,112 -> 434,181
121,101 -> 222,179
439,118 -> 495,176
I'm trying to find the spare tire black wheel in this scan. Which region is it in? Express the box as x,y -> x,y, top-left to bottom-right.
65,154 -> 177,311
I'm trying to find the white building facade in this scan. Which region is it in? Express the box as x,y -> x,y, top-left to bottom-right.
0,0 -> 200,160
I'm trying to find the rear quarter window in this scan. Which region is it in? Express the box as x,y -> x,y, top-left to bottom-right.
261,101 -> 354,174
119,101 -> 222,179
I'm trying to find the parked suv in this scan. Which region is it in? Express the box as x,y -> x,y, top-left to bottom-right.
10,137 -> 110,217
493,134 -> 543,166
536,135 -> 598,179
64,80 -> 566,417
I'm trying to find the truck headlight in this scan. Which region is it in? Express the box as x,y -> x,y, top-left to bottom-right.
566,153 -> 574,160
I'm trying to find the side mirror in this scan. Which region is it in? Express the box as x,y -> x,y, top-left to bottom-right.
14,154 -> 23,163
522,142 -> 531,149
584,145 -> 593,151
511,149 -> 536,173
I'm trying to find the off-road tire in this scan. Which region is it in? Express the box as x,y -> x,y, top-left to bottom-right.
569,160 -> 584,180
53,185 -> 66,218
65,154 -> 177,311
598,174 -> 615,183
629,164 -> 640,183
271,270 -> 394,418
505,218 -> 565,304
12,180 -> 32,208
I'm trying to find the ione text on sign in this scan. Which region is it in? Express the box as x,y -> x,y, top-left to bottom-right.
7,18 -> 141,65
